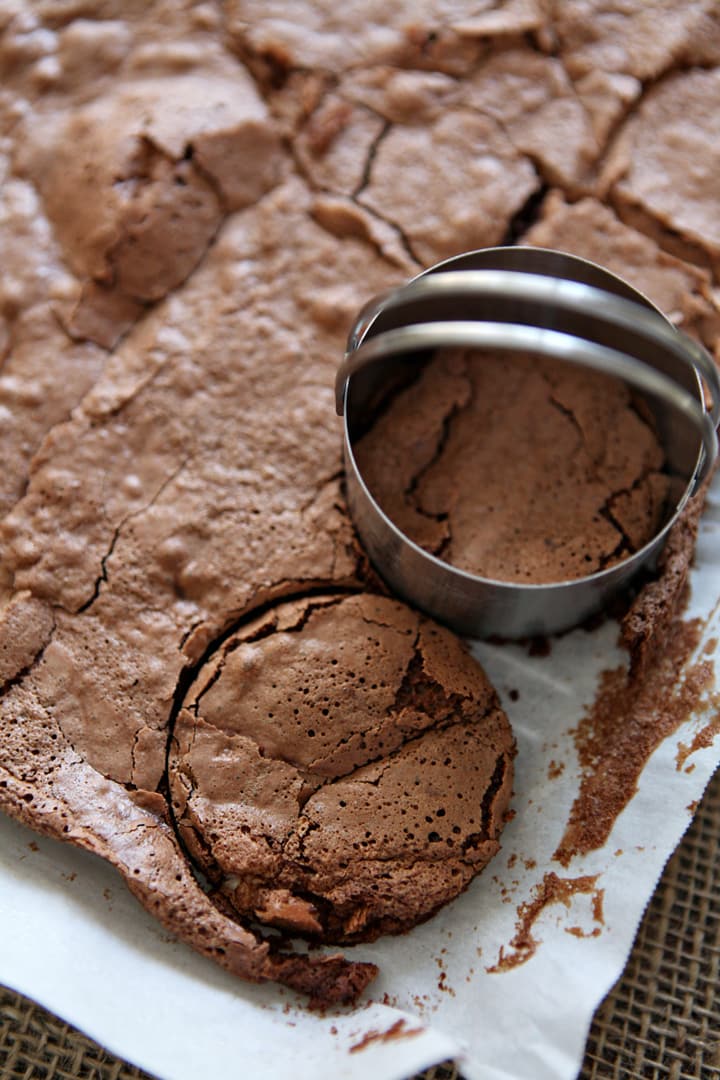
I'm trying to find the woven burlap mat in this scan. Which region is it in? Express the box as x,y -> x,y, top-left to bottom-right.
1,767 -> 718,1080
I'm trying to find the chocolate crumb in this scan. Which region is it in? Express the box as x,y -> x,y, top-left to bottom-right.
555,620 -> 713,866
487,872 -> 601,973
675,704 -> 720,771
349,1019 -> 423,1054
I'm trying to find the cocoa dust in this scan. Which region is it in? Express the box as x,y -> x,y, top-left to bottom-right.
487,872 -> 601,972
555,619 -> 714,866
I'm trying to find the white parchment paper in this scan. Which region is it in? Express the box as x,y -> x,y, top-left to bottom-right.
2,473 -> 719,1080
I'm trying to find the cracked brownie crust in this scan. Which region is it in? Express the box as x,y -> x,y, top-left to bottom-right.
170,593 -> 514,943
1,0 -> 719,1008
354,349 -> 670,584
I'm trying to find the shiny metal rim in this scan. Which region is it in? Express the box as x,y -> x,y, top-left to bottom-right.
338,270 -> 720,431
340,319 -> 718,494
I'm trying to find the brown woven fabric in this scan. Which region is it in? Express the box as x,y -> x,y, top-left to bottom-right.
580,767 -> 720,1080
1,766 -> 718,1080
0,990 -> 150,1080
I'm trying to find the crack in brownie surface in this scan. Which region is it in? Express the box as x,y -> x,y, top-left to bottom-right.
603,67 -> 720,276
354,349 -> 670,584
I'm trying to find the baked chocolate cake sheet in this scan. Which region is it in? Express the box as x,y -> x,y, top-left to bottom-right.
1,0 -> 719,1012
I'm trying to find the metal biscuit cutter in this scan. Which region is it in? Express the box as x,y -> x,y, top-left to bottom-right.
335,247 -> 720,639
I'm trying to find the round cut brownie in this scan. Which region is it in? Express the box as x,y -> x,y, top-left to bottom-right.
170,593 -> 514,943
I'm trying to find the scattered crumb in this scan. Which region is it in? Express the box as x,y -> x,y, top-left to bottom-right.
555,620 -> 713,865
349,1019 -> 424,1054
565,925 -> 601,939
592,889 -> 605,926
675,707 -> 720,770
412,994 -> 430,1014
487,872 -> 603,973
